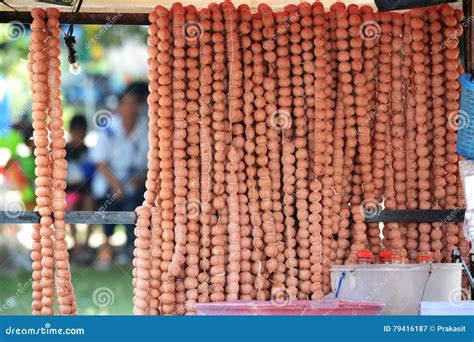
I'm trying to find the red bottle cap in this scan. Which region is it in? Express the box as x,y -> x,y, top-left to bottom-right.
357,250 -> 373,259
417,253 -> 432,262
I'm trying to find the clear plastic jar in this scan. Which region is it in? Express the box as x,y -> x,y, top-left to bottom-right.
357,250 -> 373,264
379,249 -> 392,264
391,249 -> 405,264
416,251 -> 432,264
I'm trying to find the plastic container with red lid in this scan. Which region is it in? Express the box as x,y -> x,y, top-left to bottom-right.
357,250 -> 373,264
417,251 -> 433,264
379,249 -> 392,264
391,249 -> 405,264
195,299 -> 384,316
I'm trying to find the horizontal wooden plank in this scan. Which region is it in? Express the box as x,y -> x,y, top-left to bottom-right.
0,211 -> 137,224
0,209 -> 465,224
0,12 -> 150,25
0,0 -> 463,13
0,0 -> 463,24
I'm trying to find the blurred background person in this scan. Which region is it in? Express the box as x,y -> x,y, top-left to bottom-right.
90,81 -> 149,268
65,114 -> 95,263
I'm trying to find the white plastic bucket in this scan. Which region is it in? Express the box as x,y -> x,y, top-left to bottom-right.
330,263 -> 463,315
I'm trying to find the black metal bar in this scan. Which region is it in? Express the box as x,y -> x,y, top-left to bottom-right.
0,11 -> 149,25
364,209 -> 465,223
0,209 -> 465,224
0,211 -> 136,224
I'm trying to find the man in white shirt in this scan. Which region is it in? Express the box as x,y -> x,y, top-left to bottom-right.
90,82 -> 148,263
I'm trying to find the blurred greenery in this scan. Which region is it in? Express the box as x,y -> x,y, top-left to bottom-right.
0,266 -> 133,315
0,22 -> 147,122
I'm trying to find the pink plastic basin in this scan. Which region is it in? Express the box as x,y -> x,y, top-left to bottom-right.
195,299 -> 384,316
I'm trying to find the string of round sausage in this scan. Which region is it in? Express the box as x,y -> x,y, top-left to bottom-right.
229,5 -> 250,302
238,3 -> 257,300
197,6 -> 213,304
148,207 -> 163,314
348,20 -> 364,239
402,10 -> 419,262
156,5 -> 176,315
387,13 -> 406,255
249,11 -> 268,301
49,8 -> 77,314
271,7 -> 294,302
311,1 -> 330,296
296,2 -> 315,299
360,6 -> 382,257
146,8 -> 163,315
30,7 -> 49,315
324,0 -> 340,288
410,8 -> 432,255
330,2 -> 356,264
258,5 -> 281,297
341,4 -> 365,265
427,7 -> 446,263
182,4 -> 201,314
222,0 -> 243,302
380,13 -> 393,250
132,8 -> 161,315
370,17 -> 387,250
348,5 -> 375,265
441,5 -> 462,262
327,4 -> 350,265
323,7 -> 338,269
331,2 -> 353,264
341,7 -> 359,259
453,8 -> 469,273
422,11 -> 437,261
209,2 -> 228,303
378,12 -> 398,248
286,3 -> 304,301
133,206 -> 152,315
170,3 -> 190,316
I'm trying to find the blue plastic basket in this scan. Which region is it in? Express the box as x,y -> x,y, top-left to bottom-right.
457,74 -> 474,160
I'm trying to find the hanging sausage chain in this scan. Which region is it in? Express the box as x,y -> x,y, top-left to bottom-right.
131,1 -> 470,315
27,1 -> 468,316
29,7 -> 76,315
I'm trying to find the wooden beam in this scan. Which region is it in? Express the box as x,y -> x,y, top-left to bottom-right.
0,11 -> 149,25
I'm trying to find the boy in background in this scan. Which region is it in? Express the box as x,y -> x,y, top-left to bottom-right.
66,115 -> 95,262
